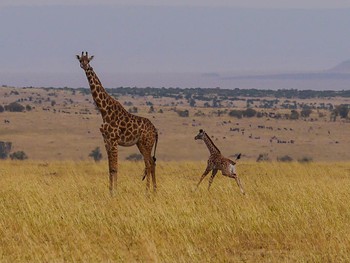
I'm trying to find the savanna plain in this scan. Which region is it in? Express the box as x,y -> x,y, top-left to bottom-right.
2,161 -> 350,262
1,86 -> 350,262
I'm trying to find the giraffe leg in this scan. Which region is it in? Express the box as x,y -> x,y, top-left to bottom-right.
208,169 -> 218,190
197,166 -> 211,188
100,127 -> 118,196
137,143 -> 153,192
151,157 -> 157,192
107,142 -> 118,196
234,175 -> 245,195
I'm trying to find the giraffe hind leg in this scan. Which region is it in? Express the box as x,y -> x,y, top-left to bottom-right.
137,143 -> 154,192
208,169 -> 218,190
151,158 -> 157,192
234,175 -> 245,195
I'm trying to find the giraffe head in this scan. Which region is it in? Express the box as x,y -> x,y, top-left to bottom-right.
194,129 -> 205,140
76,51 -> 94,70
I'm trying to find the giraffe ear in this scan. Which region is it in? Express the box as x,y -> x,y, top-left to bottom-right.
90,55 -> 94,61
76,55 -> 80,60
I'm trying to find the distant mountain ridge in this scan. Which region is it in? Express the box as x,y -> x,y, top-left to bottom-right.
227,60 -> 350,81
327,60 -> 350,73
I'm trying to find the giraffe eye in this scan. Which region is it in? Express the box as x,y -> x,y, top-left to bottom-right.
199,129 -> 203,133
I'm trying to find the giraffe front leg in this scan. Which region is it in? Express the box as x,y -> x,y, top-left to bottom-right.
107,142 -> 118,196
208,169 -> 218,190
100,125 -> 118,196
197,167 -> 211,189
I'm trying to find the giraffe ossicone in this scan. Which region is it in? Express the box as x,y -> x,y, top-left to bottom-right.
77,52 -> 158,195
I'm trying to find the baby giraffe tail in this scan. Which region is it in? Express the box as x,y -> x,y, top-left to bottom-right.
235,153 -> 241,161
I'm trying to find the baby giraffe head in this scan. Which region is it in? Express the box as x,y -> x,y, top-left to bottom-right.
194,129 -> 206,140
76,51 -> 94,70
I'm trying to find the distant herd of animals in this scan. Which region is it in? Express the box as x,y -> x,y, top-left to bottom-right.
76,52 -> 244,196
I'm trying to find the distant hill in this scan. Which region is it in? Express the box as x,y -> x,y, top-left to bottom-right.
220,60 -> 350,90
327,60 -> 350,73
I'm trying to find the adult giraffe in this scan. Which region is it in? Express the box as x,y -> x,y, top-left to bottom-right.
76,52 -> 158,195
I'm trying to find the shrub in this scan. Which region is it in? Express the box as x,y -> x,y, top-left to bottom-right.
298,156 -> 313,163
277,155 -> 293,162
336,104 -> 349,119
289,110 -> 299,120
89,147 -> 102,162
128,107 -> 138,113
243,108 -> 257,118
256,153 -> 270,162
177,110 -> 189,117
5,102 -> 25,112
301,108 -> 312,118
10,151 -> 28,160
0,105 -> 4,113
126,153 -> 143,161
0,141 -> 12,159
229,110 -> 243,119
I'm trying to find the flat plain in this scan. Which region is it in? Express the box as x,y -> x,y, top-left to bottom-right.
0,86 -> 350,162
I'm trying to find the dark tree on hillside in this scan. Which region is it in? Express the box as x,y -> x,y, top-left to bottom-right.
301,108 -> 312,118
10,151 -> 28,160
189,98 -> 196,107
243,108 -> 257,118
336,104 -> 349,119
5,102 -> 25,112
89,147 -> 102,162
290,110 -> 299,120
229,110 -> 243,119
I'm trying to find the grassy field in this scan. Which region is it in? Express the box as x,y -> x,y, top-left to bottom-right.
1,160 -> 350,262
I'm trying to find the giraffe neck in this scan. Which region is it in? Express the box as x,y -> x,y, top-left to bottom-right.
84,66 -> 111,109
203,133 -> 221,155
84,66 -> 129,122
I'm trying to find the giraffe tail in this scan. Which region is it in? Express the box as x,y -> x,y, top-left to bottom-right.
152,131 -> 158,163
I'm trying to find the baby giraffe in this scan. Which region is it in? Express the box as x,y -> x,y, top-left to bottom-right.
194,129 -> 245,194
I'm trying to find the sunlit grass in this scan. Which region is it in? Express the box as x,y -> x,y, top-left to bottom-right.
1,161 -> 350,262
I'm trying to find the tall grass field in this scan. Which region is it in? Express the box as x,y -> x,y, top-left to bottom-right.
1,161 -> 350,262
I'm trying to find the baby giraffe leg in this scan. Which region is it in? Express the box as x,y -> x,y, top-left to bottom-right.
233,174 -> 245,195
208,169 -> 218,190
235,176 -> 245,195
197,167 -> 211,188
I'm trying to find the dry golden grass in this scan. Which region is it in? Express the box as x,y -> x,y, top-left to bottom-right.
1,160 -> 350,262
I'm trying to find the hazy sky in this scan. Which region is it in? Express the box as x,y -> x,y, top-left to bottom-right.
2,0 -> 350,8
1,1 -> 350,88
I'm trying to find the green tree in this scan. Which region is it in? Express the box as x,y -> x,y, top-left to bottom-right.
5,102 -> 25,112
229,110 -> 243,119
301,108 -> 312,118
336,105 -> 349,119
243,108 -> 257,118
290,110 -> 299,120
10,151 -> 28,160
89,147 -> 102,162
